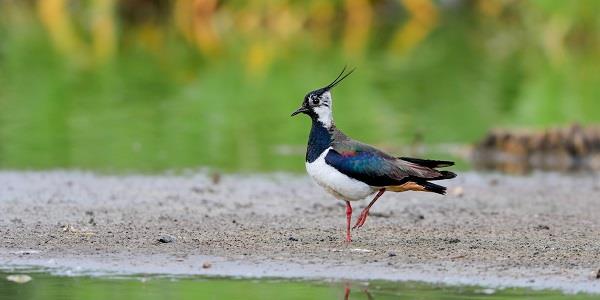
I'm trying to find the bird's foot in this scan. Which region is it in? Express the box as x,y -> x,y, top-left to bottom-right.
352,209 -> 369,229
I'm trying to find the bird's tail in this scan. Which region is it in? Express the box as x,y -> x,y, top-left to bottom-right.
396,156 -> 456,195
418,181 -> 447,195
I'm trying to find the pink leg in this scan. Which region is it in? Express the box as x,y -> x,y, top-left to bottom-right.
353,189 -> 385,229
344,282 -> 351,300
345,201 -> 352,242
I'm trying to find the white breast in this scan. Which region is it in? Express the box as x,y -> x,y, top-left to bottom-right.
305,147 -> 376,201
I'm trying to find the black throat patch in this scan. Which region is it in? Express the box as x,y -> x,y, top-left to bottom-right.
306,119 -> 332,163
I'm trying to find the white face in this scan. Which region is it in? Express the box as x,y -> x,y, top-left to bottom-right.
310,91 -> 333,128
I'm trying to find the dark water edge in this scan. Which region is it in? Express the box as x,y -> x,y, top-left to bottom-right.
0,269 -> 597,300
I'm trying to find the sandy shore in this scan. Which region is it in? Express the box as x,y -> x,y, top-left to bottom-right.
1,171 -> 599,293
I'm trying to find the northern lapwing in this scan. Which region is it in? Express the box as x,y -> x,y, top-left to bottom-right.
291,67 -> 456,242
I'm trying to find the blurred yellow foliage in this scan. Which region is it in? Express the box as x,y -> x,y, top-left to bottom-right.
28,0 -> 444,69
268,4 -> 303,40
37,0 -> 87,64
192,0 -> 221,57
90,0 -> 116,63
307,2 -> 335,49
174,0 -> 196,44
343,0 -> 373,58
389,0 -> 438,55
14,0 -> 588,75
135,23 -> 166,55
477,0 -> 504,18
542,16 -> 570,67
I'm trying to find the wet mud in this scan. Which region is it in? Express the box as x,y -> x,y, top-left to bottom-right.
1,171 -> 599,292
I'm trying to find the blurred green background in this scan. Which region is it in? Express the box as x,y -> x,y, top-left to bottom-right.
0,0 -> 599,172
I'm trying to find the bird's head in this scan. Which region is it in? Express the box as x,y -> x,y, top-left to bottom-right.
291,67 -> 355,128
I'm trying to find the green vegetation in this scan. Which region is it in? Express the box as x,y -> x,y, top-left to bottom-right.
1,1 -> 599,172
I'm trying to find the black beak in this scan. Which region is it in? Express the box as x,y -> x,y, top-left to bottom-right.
290,106 -> 308,117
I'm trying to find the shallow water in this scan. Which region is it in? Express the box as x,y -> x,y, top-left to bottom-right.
0,270 -> 596,300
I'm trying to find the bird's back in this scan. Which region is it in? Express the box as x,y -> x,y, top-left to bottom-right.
326,126 -> 455,191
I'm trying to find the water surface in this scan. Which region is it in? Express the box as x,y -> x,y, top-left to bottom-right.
0,270 -> 596,300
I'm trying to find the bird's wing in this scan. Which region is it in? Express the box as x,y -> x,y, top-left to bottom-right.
326,138 -> 443,187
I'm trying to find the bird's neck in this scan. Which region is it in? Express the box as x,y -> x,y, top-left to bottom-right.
312,106 -> 333,129
306,119 -> 333,163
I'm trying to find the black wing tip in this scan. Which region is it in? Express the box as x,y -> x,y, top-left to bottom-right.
399,157 -> 455,168
439,170 -> 457,180
438,161 -> 455,168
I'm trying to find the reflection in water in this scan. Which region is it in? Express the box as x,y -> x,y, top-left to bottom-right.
343,283 -> 374,300
0,270 -> 598,300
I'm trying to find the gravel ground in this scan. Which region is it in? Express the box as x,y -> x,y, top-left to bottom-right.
1,171 -> 600,293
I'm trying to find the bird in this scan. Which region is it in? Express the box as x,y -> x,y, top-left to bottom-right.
291,67 -> 456,242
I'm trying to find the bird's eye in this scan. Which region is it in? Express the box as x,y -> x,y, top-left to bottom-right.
311,95 -> 320,105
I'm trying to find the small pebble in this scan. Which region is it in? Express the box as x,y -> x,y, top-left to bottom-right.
444,238 -> 461,244
210,172 -> 221,185
480,288 -> 495,295
158,235 -> 176,243
451,186 -> 464,197
6,275 -> 32,284
591,269 -> 600,280
350,248 -> 372,253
